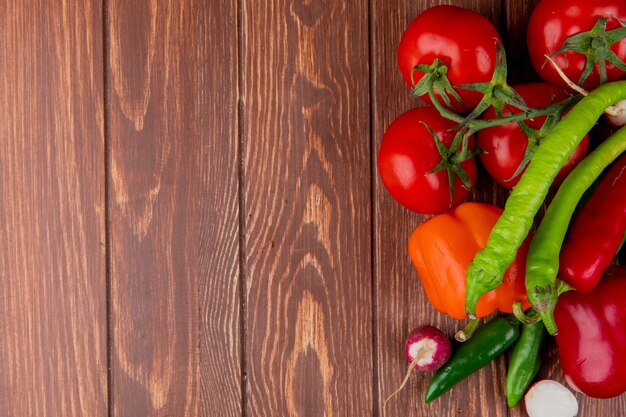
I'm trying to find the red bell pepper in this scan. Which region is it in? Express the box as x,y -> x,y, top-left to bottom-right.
559,153 -> 626,292
554,265 -> 626,398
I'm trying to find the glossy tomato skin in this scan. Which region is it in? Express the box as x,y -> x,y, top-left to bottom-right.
378,106 -> 476,214
398,5 -> 502,112
477,83 -> 589,189
527,0 -> 626,90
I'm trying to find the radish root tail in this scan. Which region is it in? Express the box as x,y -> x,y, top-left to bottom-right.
544,54 -> 589,96
544,54 -> 623,117
382,356 -> 421,417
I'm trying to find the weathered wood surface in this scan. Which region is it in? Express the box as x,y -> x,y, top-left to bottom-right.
1,0 -> 625,416
105,0 -> 241,416
241,1 -> 374,415
0,1 -> 108,416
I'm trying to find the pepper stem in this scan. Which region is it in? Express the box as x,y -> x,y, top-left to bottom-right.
528,285 -> 559,335
537,309 -> 558,336
512,302 -> 540,324
465,262 -> 500,318
455,317 -> 481,342
557,279 -> 575,296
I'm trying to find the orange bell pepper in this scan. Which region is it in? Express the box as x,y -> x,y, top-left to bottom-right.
409,202 -> 530,320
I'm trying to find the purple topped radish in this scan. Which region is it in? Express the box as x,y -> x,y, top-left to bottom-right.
405,325 -> 452,371
384,325 -> 451,414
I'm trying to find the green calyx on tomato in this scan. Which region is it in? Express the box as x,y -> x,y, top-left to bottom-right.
398,5 -> 502,112
410,42 -> 529,128
527,0 -> 626,90
506,121 -> 550,182
410,44 -> 585,155
409,59 -> 464,111
452,44 -> 528,126
422,123 -> 479,205
550,17 -> 626,86
377,106 -> 477,215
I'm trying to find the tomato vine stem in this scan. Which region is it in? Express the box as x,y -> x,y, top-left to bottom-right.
414,46 -> 582,143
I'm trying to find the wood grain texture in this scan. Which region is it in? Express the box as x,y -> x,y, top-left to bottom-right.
106,1 -> 241,416
0,1 -> 107,416
503,0 -> 541,86
196,2 -> 242,415
241,0 -> 373,415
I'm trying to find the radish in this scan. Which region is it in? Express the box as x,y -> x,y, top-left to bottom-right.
605,99 -> 626,128
525,379 -> 579,417
403,325 -> 451,370
383,325 -> 451,413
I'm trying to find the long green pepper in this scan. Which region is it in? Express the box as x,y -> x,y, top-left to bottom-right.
425,316 -> 520,403
526,125 -> 626,334
505,320 -> 546,408
465,80 -> 626,318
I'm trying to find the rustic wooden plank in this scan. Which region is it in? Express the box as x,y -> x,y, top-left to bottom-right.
106,1 -> 241,415
371,1 -> 510,416
0,1 -> 107,416
241,0 -> 373,415
503,0 -> 540,86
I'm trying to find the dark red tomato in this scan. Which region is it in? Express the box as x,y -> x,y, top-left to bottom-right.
378,106 -> 476,214
477,83 -> 589,189
527,0 -> 626,90
398,5 -> 502,112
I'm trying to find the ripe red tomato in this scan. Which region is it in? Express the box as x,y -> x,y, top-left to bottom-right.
377,106 -> 476,214
397,5 -> 502,112
527,0 -> 626,90
477,83 -> 589,189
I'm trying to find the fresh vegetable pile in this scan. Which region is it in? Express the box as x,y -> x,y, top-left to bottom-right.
379,1 -> 626,415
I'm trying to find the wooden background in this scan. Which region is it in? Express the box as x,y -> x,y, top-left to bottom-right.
1,0 -> 624,416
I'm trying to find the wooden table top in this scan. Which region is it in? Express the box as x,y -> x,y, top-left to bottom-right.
1,0 -> 624,416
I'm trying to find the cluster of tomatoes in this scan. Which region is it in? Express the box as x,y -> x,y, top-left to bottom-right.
378,0 -> 626,215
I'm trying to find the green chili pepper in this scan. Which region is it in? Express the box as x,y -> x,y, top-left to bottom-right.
526,125 -> 626,334
465,80 -> 626,318
505,320 -> 546,408
425,315 -> 520,403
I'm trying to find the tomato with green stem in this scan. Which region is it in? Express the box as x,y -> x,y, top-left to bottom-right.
398,5 -> 502,112
477,83 -> 589,189
377,106 -> 477,215
527,0 -> 626,90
